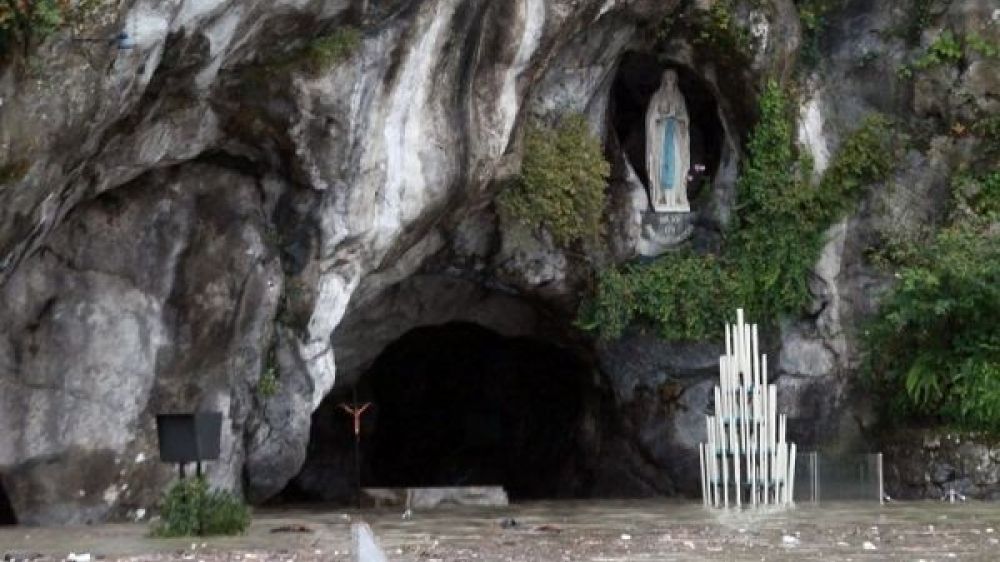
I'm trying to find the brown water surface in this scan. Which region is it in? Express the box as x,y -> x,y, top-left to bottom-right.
2,499 -> 999,560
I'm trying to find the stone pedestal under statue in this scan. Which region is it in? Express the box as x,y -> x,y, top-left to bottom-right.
636,210 -> 694,256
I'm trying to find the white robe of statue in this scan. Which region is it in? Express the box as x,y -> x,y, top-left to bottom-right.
645,70 -> 691,213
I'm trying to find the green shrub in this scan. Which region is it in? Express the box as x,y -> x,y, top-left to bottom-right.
913,30 -> 963,68
247,26 -> 361,80
580,83 -> 895,340
795,0 -> 847,70
0,159 -> 30,186
300,26 -> 361,75
258,365 -> 280,398
199,488 -> 252,536
898,0 -> 936,45
898,30 -> 999,78
864,221 -> 1000,431
579,252 -> 738,341
0,0 -> 66,58
954,170 -> 1000,219
972,113 -> 1000,155
690,0 -> 753,65
153,477 -> 250,537
498,114 -> 610,247
966,32 -> 1000,58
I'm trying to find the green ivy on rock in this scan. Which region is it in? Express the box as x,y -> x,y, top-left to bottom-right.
795,0 -> 848,71
498,114 -> 610,247
299,26 -> 362,75
897,30 -> 1000,79
0,0 -> 64,58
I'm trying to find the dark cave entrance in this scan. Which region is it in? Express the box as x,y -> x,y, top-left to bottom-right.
611,51 -> 726,207
287,322 -> 595,503
0,480 -> 15,525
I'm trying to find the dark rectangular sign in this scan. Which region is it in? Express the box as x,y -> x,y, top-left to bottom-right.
156,412 -> 223,463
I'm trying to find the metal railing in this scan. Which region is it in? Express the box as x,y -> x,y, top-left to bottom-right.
794,452 -> 885,504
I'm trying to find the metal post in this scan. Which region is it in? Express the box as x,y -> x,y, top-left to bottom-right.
877,453 -> 884,505
698,444 -> 708,507
813,451 -> 820,504
353,427 -> 362,508
340,390 -> 373,509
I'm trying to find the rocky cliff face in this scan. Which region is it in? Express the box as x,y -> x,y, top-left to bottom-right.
0,0 -> 996,524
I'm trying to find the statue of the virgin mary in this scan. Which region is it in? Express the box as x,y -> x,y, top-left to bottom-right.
645,70 -> 691,213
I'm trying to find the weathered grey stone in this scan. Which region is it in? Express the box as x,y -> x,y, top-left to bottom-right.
636,211 -> 695,257
884,430 -> 1000,500
333,275 -> 542,389
0,164 -> 281,523
598,331 -> 721,402
362,486 -> 509,510
595,332 -> 723,495
778,329 -> 836,378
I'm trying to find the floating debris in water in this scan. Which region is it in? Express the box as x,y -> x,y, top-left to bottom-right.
270,524 -> 313,534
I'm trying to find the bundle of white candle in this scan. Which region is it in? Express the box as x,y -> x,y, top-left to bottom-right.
699,309 -> 797,508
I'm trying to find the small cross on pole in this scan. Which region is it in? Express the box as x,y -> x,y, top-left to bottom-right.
339,392 -> 372,508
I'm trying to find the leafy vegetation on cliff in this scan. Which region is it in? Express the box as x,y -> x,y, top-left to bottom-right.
299,26 -> 361,75
247,26 -> 361,81
0,0 -> 63,57
795,0 -> 846,70
0,159 -> 30,186
658,0 -> 756,69
866,170 -> 1000,431
579,82 -> 895,341
898,30 -> 1000,78
1,0 -> 106,61
499,114 -> 610,247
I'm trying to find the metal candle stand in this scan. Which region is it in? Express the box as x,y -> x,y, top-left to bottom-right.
699,309 -> 797,508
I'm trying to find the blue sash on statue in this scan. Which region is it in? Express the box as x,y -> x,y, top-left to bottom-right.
661,117 -> 676,191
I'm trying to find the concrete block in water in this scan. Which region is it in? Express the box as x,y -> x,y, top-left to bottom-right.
362,486 -> 509,509
353,522 -> 389,562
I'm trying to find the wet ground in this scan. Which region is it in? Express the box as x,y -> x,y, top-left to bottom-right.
2,499 -> 1000,561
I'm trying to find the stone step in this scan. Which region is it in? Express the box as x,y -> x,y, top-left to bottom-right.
361,486 -> 509,509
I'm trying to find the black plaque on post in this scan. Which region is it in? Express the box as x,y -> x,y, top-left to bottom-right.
156,412 -> 222,478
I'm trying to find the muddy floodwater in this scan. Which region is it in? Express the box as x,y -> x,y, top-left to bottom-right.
3,499 -> 1000,561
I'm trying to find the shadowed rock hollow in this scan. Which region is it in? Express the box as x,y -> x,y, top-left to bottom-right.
289,322 -> 598,503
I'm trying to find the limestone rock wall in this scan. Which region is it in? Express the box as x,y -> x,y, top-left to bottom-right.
0,163 -> 281,523
884,431 -> 1000,501
0,0 -> 996,522
0,0 -> 675,523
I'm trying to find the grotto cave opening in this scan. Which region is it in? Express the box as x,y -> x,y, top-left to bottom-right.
611,51 -> 725,207
0,481 -> 15,525
284,321 -> 597,504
